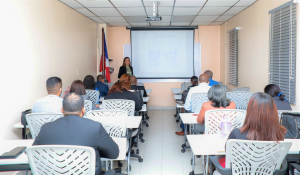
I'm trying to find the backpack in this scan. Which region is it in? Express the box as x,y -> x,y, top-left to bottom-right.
280,112 -> 300,138
21,109 -> 32,125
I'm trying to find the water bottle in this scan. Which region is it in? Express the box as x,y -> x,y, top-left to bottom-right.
220,114 -> 232,138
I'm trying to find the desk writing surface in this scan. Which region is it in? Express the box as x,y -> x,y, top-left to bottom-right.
127,117 -> 142,129
143,97 -> 149,102
146,89 -> 152,95
179,113 -> 198,124
14,122 -> 26,129
140,104 -> 147,112
100,97 -> 104,102
171,88 -> 182,94
176,103 -> 185,108
174,95 -> 181,100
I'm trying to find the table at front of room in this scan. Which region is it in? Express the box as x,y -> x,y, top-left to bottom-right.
187,135 -> 300,175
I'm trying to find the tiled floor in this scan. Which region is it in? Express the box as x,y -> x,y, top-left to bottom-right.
118,109 -> 204,175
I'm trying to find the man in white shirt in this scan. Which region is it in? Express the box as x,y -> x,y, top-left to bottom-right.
176,74 -> 210,135
32,77 -> 63,113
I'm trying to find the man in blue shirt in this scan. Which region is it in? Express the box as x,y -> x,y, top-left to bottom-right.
95,75 -> 109,97
204,70 -> 219,86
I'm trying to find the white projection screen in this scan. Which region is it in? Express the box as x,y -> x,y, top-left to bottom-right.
131,30 -> 194,79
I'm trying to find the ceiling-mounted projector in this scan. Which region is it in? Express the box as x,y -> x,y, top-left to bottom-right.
146,1 -> 162,21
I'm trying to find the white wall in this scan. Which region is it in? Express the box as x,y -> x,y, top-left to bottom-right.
0,0 -> 97,140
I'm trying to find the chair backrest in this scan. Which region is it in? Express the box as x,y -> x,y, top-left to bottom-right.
222,85 -> 227,90
26,113 -> 63,139
204,109 -> 246,134
225,140 -> 292,174
181,82 -> 192,91
26,145 -> 95,175
218,82 -> 223,85
233,87 -> 250,92
226,92 -> 253,110
102,99 -> 135,116
84,111 -> 127,138
85,90 -> 100,104
84,100 -> 93,115
105,83 -> 114,88
191,93 -> 209,113
278,110 -> 298,122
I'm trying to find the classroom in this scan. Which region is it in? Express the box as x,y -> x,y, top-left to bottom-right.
1,0 -> 300,175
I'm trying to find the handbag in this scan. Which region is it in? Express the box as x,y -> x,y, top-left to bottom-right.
21,109 -> 32,125
280,112 -> 300,138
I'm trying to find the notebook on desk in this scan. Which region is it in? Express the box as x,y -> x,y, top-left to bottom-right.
0,147 -> 26,159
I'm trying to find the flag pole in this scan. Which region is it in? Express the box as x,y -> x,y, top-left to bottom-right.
102,27 -> 106,81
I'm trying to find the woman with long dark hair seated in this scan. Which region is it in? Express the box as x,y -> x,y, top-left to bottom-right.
264,84 -> 292,110
216,92 -> 287,170
83,75 -> 96,90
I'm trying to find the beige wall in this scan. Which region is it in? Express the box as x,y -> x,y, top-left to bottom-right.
107,26 -> 220,107
0,0 -> 97,140
219,0 -> 300,109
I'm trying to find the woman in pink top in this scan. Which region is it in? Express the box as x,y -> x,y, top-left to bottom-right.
197,84 -> 236,124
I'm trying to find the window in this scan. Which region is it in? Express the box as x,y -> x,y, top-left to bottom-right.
269,2 -> 296,104
228,28 -> 238,86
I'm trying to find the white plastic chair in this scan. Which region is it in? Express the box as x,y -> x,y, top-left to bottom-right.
26,145 -> 96,175
191,93 -> 209,113
204,109 -> 246,134
233,87 -> 250,92
86,90 -> 100,104
210,140 -> 292,175
103,100 -> 135,116
181,82 -> 192,91
84,100 -> 93,115
226,92 -> 253,110
26,113 -> 63,139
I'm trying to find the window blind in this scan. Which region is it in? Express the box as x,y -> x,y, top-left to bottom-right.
228,28 -> 238,86
269,3 -> 296,104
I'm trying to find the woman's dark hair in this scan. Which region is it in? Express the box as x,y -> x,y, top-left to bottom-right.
119,74 -> 131,90
108,82 -> 127,94
83,75 -> 95,90
122,57 -> 131,67
70,80 -> 86,95
264,84 -> 285,101
191,76 -> 198,86
240,92 -> 286,142
207,84 -> 230,108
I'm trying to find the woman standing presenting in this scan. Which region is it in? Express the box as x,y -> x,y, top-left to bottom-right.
118,57 -> 133,78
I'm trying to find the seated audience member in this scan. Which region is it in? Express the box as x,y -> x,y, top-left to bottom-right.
176,74 -> 211,136
33,93 -> 119,175
95,75 -> 109,97
69,80 -> 100,110
204,70 -> 219,86
83,75 -> 96,90
104,82 -> 142,111
184,74 -> 211,111
181,76 -> 198,103
264,84 -> 292,110
130,75 -> 147,97
216,92 -> 286,170
197,84 -> 236,125
32,77 -> 63,113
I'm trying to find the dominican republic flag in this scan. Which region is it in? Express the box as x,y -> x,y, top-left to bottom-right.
100,33 -> 111,83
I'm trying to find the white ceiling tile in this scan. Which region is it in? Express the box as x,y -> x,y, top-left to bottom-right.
109,22 -> 129,26
76,8 -> 95,16
89,17 -> 105,23
150,22 -> 170,26
192,21 -> 211,25
146,7 -> 173,16
171,22 -> 190,26
131,23 -> 151,26
206,0 -> 238,7
175,0 -> 206,7
76,0 -> 113,8
101,17 -> 126,22
198,7 -> 229,15
173,7 -> 201,15
118,7 -> 146,16
224,7 -> 247,15
235,0 -> 257,6
60,0 -> 82,8
172,16 -> 194,22
216,15 -> 234,21
89,8 -> 121,16
125,16 -> 146,23
143,0 -> 174,7
194,16 -> 219,22
110,0 -> 143,7
211,21 -> 224,25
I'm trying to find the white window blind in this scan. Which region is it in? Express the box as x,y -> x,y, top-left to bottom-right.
228,28 -> 238,86
269,2 -> 296,104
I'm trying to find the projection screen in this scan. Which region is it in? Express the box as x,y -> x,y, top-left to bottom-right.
131,30 -> 194,79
